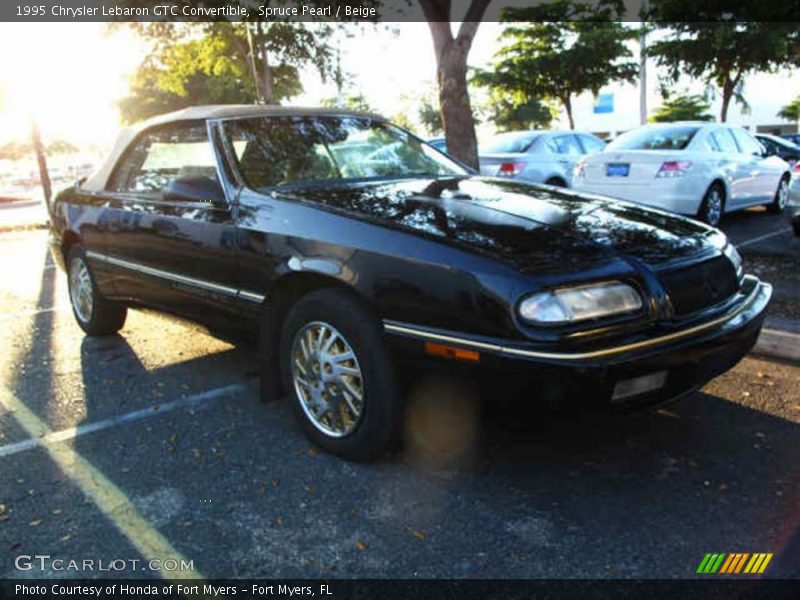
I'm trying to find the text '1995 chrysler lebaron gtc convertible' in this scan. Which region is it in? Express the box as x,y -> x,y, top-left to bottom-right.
48,106 -> 772,460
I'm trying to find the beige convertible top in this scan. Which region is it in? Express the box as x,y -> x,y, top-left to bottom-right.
82,104 -> 386,192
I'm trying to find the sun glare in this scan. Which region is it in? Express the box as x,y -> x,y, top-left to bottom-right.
0,23 -> 146,150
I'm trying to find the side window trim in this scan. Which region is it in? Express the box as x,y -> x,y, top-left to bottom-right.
726,127 -> 744,153
711,128 -> 739,154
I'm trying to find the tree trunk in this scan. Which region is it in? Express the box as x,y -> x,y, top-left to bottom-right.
564,96 -> 575,130
435,40 -> 478,169
30,120 -> 52,221
421,1 -> 490,171
719,72 -> 742,123
720,75 -> 733,123
261,42 -> 275,105
241,23 -> 261,103
720,92 -> 731,123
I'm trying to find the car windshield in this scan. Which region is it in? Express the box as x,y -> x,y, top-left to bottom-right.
480,132 -> 541,154
607,126 -> 700,151
222,115 -> 466,190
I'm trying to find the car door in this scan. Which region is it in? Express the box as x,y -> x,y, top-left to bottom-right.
546,134 -> 584,185
709,127 -> 753,208
731,128 -> 778,203
101,121 -> 240,321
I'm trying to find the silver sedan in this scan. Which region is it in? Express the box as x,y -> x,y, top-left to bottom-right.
479,130 -> 606,188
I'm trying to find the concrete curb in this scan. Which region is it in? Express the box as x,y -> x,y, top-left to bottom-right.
0,199 -> 40,209
753,328 -> 800,362
0,222 -> 48,234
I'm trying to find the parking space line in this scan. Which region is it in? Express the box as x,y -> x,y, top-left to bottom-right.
0,382 -> 246,459
737,227 -> 793,248
0,383 -> 208,580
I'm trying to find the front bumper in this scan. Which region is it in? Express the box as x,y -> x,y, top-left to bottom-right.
383,277 -> 771,409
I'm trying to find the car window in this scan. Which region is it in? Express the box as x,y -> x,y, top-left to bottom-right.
223,116 -> 465,190
548,135 -> 583,156
709,129 -> 739,154
109,123 -> 216,193
703,133 -> 721,152
578,134 -> 605,154
606,126 -> 700,151
731,128 -> 764,156
481,133 -> 540,154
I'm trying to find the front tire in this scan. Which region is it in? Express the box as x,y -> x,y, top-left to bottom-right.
279,289 -> 402,461
697,183 -> 725,227
67,246 -> 127,336
767,176 -> 789,214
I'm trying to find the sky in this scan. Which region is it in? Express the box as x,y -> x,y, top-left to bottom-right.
0,21 -> 797,155
0,23 -> 146,149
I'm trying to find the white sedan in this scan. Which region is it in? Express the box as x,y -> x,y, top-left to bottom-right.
573,122 -> 791,227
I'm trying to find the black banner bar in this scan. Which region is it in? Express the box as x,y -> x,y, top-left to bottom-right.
2,0 -> 800,23
2,579 -> 800,600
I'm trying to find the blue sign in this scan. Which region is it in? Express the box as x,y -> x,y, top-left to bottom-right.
594,93 -> 614,114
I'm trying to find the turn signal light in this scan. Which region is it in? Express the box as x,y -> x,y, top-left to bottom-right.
424,342 -> 480,362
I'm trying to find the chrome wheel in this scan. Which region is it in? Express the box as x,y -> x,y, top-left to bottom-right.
290,321 -> 365,438
705,188 -> 723,226
69,256 -> 94,324
777,179 -> 789,210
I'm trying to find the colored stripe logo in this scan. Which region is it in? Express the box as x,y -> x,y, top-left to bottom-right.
697,552 -> 773,574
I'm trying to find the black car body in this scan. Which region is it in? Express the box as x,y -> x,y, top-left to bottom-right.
49,106 -> 772,459
756,133 -> 800,165
781,133 -> 800,146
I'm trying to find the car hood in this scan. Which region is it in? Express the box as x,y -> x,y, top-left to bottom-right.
276,176 -> 723,274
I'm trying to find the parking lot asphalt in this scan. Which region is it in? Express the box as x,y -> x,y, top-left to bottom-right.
720,208 -> 800,329
0,229 -> 798,580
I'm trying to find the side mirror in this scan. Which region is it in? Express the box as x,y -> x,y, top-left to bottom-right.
163,175 -> 227,208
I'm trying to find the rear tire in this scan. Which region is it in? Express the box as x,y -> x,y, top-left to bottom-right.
545,177 -> 567,188
767,176 -> 789,214
697,183 -> 725,227
66,246 -> 127,336
278,289 -> 402,461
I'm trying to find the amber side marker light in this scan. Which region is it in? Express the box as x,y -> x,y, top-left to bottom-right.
424,342 -> 480,362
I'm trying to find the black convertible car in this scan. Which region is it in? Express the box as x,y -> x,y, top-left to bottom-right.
49,106 -> 771,459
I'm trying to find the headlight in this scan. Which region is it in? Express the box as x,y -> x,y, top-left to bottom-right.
519,281 -> 642,324
723,243 -> 743,281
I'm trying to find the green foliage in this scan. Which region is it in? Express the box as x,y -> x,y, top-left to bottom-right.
390,111 -> 415,132
650,93 -> 713,123
320,94 -> 375,113
778,96 -> 800,122
119,34 -> 257,123
473,1 -> 637,129
474,86 -> 555,132
418,100 -> 443,136
118,21 -> 334,124
646,16 -> 800,121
